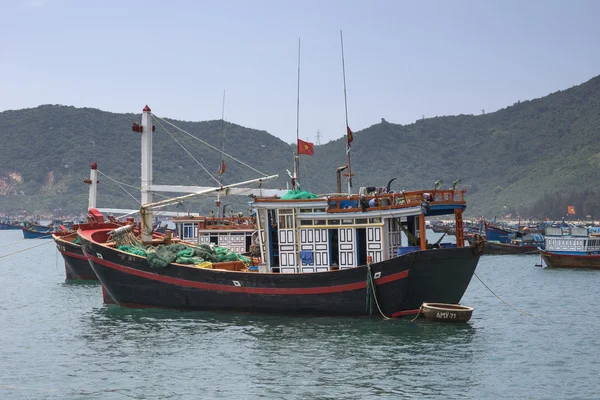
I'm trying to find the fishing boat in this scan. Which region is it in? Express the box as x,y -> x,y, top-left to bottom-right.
484,223 -> 516,243
77,103 -> 484,318
467,232 -> 544,255
0,219 -> 21,230
21,222 -> 54,239
539,226 -> 600,269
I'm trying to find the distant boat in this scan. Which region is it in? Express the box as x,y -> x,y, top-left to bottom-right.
539,226 -> 600,269
484,223 -> 516,243
468,232 -> 544,255
0,219 -> 21,230
21,222 -> 54,239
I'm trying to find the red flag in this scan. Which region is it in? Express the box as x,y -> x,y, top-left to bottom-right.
567,205 -> 575,215
218,160 -> 226,175
297,139 -> 314,156
347,126 -> 353,146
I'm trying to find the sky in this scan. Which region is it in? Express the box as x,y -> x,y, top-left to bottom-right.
1,0 -> 600,144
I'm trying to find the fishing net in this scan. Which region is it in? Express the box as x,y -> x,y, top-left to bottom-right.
118,245 -> 147,256
116,240 -> 249,269
281,190 -> 319,200
147,244 -> 177,269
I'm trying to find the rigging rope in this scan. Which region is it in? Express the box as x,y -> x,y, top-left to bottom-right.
152,114 -> 270,177
0,240 -> 54,259
97,170 -> 141,204
96,170 -> 172,201
152,117 -> 221,185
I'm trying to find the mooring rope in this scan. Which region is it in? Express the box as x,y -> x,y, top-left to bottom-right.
474,272 -> 536,317
0,240 -> 54,259
366,264 -> 393,320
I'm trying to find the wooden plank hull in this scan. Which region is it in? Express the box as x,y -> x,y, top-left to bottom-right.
53,234 -> 98,280
467,237 -> 539,255
483,241 -> 539,255
78,228 -> 482,317
540,250 -> 600,269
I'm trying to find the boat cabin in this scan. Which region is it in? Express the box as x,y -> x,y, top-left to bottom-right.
252,188 -> 467,273
172,215 -> 257,255
544,227 -> 600,254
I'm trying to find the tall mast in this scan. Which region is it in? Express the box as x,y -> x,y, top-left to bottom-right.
340,30 -> 352,194
88,162 -> 98,209
293,38 -> 301,189
140,105 -> 153,242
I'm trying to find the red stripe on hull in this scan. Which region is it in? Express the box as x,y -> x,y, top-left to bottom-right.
59,249 -> 88,261
391,309 -> 421,318
86,254 -> 408,295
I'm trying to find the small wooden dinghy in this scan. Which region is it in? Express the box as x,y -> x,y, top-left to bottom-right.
421,303 -> 473,323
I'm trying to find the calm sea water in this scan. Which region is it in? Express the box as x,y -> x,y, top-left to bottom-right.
1,229 -> 599,399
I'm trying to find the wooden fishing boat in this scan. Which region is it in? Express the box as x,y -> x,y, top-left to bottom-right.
467,233 -> 543,255
78,104 -> 485,318
0,220 -> 21,230
539,226 -> 600,269
484,223 -> 516,243
539,250 -> 600,269
421,302 -> 473,322
22,224 -> 54,239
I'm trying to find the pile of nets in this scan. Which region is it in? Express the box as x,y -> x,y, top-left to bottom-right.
281,190 -> 319,200
118,242 -> 251,269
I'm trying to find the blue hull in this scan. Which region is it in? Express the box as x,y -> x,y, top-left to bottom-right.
485,225 -> 514,243
0,222 -> 21,230
22,228 -> 53,239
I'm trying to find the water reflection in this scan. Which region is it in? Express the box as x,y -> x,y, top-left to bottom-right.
80,305 -> 478,399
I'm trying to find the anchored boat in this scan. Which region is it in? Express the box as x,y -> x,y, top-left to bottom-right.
421,302 -> 474,323
539,226 -> 600,269
77,105 -> 484,318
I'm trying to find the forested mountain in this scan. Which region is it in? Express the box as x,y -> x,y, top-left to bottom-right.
1,74 -> 599,219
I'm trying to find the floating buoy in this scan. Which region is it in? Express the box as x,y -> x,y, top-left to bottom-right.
421,302 -> 473,323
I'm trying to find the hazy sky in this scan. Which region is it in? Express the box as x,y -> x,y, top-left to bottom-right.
1,0 -> 599,144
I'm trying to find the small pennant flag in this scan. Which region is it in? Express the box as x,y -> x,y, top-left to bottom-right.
218,160 -> 226,175
347,126 -> 353,146
567,205 -> 576,215
298,139 -> 314,156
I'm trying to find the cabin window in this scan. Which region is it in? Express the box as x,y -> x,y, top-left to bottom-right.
314,208 -> 326,212
342,219 -> 353,225
300,209 -> 313,213
278,214 -> 294,229
315,220 -> 326,225
300,220 -> 313,226
182,223 -> 195,239
329,219 -> 340,225
355,218 -> 368,224
369,218 -> 381,223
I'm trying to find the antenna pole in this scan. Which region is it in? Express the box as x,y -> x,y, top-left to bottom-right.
294,38 -> 301,188
218,90 -> 226,185
340,30 -> 352,194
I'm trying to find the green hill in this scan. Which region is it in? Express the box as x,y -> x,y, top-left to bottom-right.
1,74 -> 600,219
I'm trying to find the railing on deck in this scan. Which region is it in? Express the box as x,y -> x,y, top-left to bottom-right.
325,189 -> 466,213
173,216 -> 257,230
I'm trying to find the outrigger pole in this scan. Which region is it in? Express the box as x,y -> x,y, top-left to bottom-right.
340,30 -> 352,194
293,38 -> 301,189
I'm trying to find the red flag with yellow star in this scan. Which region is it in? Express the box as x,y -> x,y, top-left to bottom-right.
297,139 -> 314,156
